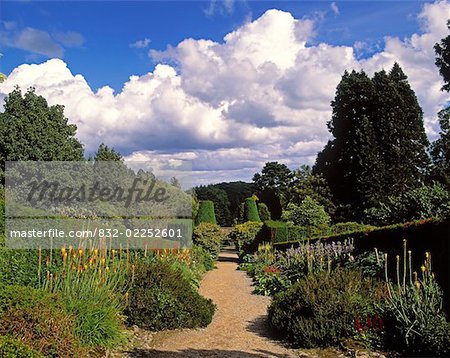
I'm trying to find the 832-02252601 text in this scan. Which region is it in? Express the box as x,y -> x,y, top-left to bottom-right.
8,227 -> 184,239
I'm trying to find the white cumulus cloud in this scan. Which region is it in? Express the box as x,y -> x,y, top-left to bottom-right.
1,1 -> 450,184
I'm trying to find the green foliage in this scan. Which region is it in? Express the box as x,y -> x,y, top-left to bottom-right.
93,142 -> 123,161
268,268 -> 382,348
229,221 -> 264,254
0,336 -> 44,358
257,202 -> 271,221
345,249 -> 385,278
0,88 -> 84,179
253,162 -> 293,205
288,165 -> 336,217
281,196 -> 330,228
314,65 -> 429,221
195,186 -> 231,226
265,220 -> 324,243
435,20 -> 450,92
195,200 -> 217,225
244,197 -> 260,222
192,222 -> 225,259
430,108 -> 450,186
380,245 -> 450,356
0,285 -> 87,357
365,183 -> 450,225
125,261 -> 215,331
328,222 -> 375,235
0,248 -> 40,287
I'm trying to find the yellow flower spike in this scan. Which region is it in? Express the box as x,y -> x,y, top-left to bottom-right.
105,266 -> 110,273
61,247 -> 66,255
101,258 -> 106,265
68,245 -> 73,253
78,249 -> 83,257
84,264 -> 88,270
415,281 -> 421,289
421,265 -> 426,272
93,249 -> 98,257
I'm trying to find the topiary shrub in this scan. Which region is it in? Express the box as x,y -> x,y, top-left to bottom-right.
244,198 -> 260,222
0,285 -> 87,357
258,202 -> 271,221
268,268 -> 383,348
125,261 -> 215,331
0,336 -> 44,358
195,200 -> 217,225
192,222 -> 225,259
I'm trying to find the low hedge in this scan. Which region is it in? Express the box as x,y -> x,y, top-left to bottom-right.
264,220 -> 374,244
273,218 -> 450,314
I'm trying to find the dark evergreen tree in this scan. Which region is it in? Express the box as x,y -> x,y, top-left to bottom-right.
435,21 -> 450,92
314,64 -> 428,220
372,64 -> 429,194
314,70 -> 382,219
94,143 -> 123,161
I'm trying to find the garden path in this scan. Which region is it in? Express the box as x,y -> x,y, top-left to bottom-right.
126,247 -> 299,357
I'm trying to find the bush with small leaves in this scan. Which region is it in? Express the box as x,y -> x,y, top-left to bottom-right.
193,222 -> 226,259
125,261 -> 215,331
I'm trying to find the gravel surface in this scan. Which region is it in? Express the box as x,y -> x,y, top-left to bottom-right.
123,247 -> 299,357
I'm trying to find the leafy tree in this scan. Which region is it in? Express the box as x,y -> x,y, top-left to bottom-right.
288,165 -> 336,217
430,108 -> 450,186
0,88 -> 84,177
281,196 -> 330,228
0,73 -> 6,83
258,187 -> 282,220
94,143 -> 123,161
195,186 -> 231,226
435,21 -> 450,92
253,162 -> 293,205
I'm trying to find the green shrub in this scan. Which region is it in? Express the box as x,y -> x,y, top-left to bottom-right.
0,336 -> 44,358
125,261 -> 215,331
364,183 -> 450,225
244,197 -> 260,222
257,202 -> 271,221
192,222 -> 225,259
195,200 -> 217,225
265,220 -> 325,243
0,248 -> 40,287
229,221 -> 264,254
268,268 -> 383,348
329,222 -> 375,235
282,196 -> 330,228
0,285 -> 87,357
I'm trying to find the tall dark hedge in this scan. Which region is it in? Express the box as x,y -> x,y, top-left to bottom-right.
195,200 -> 217,225
244,198 -> 260,222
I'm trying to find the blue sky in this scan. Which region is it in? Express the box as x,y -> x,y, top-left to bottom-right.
1,1 -> 428,91
0,1 -> 449,184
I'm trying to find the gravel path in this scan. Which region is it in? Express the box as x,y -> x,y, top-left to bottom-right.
127,247 -> 298,357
